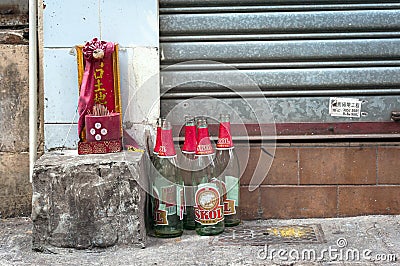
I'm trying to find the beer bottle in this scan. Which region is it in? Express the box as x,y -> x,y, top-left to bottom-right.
215,114 -> 241,227
181,115 -> 197,230
152,117 -> 163,167
151,120 -> 184,238
192,117 -> 225,236
147,117 -> 164,236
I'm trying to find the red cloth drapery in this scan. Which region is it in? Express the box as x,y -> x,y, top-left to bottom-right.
78,38 -> 115,141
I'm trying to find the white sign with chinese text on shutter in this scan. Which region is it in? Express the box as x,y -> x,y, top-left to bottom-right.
329,97 -> 362,118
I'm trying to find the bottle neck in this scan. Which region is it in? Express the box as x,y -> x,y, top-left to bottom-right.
153,126 -> 162,154
182,125 -> 196,154
216,121 -> 234,150
196,125 -> 214,156
158,127 -> 177,158
153,118 -> 164,154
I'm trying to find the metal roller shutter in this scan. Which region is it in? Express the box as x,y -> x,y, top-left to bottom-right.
159,0 -> 400,138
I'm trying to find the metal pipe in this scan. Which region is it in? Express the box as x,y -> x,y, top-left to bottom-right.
160,31 -> 400,41
161,60 -> 400,70
160,32 -> 400,42
29,0 -> 38,182
161,89 -> 400,99
160,3 -> 400,14
174,134 -> 400,142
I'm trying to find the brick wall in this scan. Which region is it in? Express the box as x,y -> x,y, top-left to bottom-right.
0,2 -> 31,218
239,143 -> 400,220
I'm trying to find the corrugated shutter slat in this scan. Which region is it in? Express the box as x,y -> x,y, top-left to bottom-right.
160,0 -> 400,136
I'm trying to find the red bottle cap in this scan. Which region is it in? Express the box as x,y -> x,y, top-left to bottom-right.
196,127 -> 214,156
216,122 -> 233,149
182,125 -> 197,153
158,128 -> 177,157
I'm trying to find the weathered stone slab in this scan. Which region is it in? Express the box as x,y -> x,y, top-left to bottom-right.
0,29 -> 28,44
0,152 -> 31,218
0,44 -> 29,152
32,150 -> 148,249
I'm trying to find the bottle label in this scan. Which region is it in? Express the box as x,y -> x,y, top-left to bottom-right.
158,129 -> 177,158
153,187 -> 168,225
182,125 -> 197,153
196,127 -> 214,155
216,122 -> 233,150
194,183 -> 224,225
222,176 -> 239,216
196,143 -> 214,155
153,184 -> 183,225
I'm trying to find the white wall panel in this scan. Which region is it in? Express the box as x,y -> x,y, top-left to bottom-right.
44,124 -> 78,150
43,0 -> 158,48
43,48 -> 78,123
43,0 -> 100,48
101,0 -> 158,47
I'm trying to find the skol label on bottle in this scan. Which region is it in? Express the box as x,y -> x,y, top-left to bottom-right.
196,144 -> 213,155
216,121 -> 233,149
194,184 -> 224,225
157,125 -> 177,158
196,126 -> 214,156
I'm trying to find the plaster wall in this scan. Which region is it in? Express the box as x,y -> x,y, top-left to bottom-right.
42,0 -> 159,150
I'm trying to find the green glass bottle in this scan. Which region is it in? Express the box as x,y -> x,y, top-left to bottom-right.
151,120 -> 184,238
215,114 -> 241,227
192,117 -> 225,236
147,117 -> 164,237
145,117 -> 165,236
181,115 -> 197,230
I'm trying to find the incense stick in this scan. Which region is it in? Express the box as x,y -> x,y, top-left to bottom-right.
92,104 -> 109,116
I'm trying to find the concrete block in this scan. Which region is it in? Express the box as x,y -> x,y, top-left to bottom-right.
31,150 -> 148,249
0,152 -> 31,218
0,44 -> 29,152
